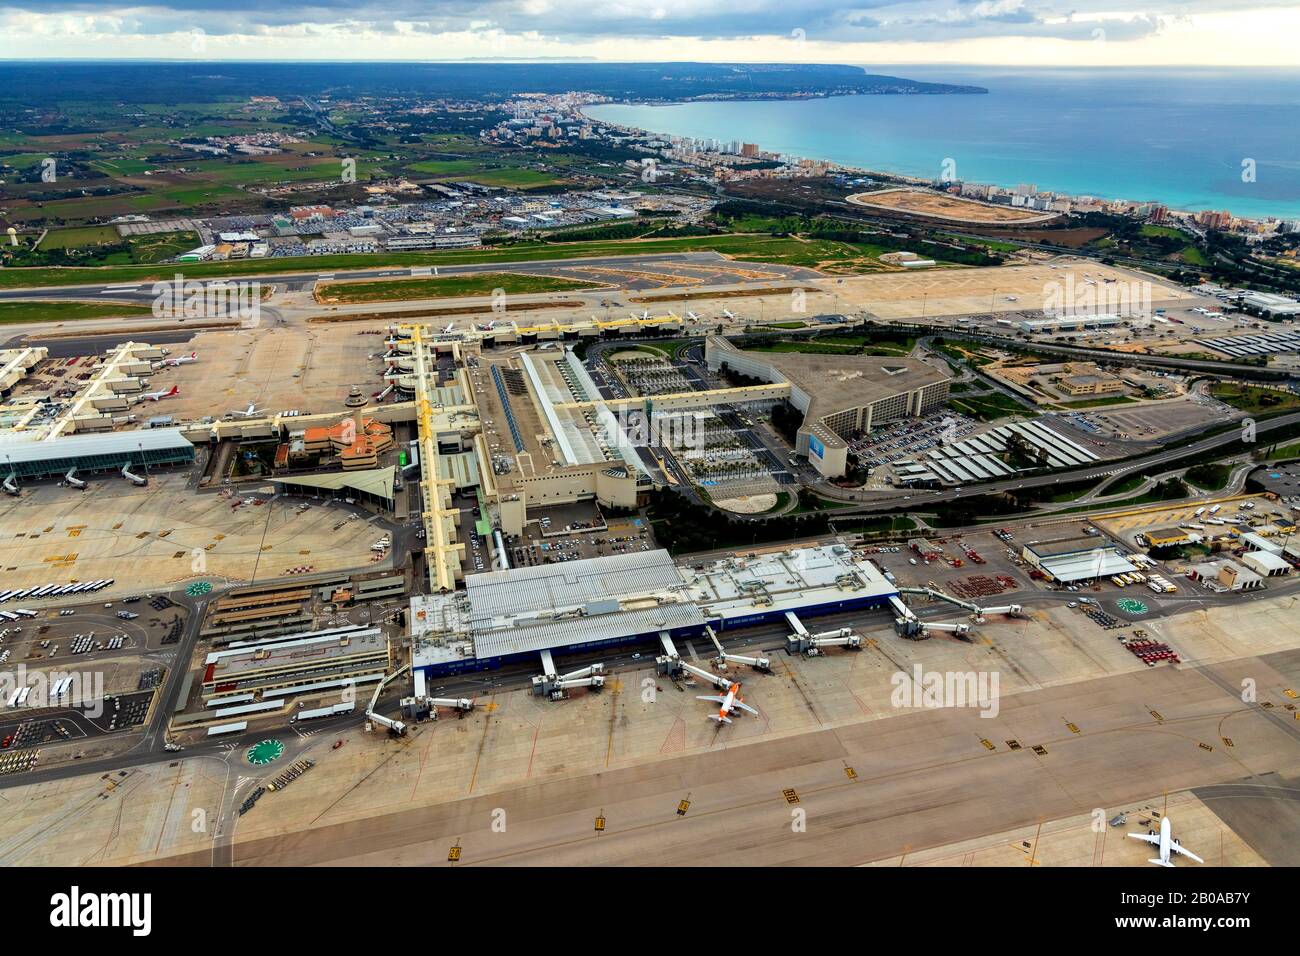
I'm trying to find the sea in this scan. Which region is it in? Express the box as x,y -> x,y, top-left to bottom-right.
585,67 -> 1300,221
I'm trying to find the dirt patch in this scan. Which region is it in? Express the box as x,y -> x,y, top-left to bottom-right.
846,188 -> 1059,225
714,493 -> 778,514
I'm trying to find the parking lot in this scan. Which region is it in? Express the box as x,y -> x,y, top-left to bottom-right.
854,411 -> 979,485
1069,393 -> 1234,442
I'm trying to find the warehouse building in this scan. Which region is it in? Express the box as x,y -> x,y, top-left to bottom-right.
410,545 -> 898,677
1241,550 -> 1292,577
1021,534 -> 1138,583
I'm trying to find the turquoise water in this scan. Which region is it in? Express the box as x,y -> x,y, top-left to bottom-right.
586,68 -> 1300,220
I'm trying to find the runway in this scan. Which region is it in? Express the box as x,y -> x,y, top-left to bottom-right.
0,251 -> 820,298
155,647 -> 1300,867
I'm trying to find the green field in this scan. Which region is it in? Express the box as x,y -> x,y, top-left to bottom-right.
408,160 -> 564,189
0,300 -> 154,325
1209,382 -> 1300,415
38,226 -> 122,249
317,271 -> 601,304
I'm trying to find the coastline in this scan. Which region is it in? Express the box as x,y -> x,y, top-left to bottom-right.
581,83 -> 1300,224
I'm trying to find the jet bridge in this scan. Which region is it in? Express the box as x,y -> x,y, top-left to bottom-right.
655,632 -> 734,689
784,612 -> 862,655
533,648 -> 606,700
705,625 -> 770,672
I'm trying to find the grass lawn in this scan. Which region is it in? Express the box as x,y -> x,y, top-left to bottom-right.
1209,382 -> 1300,415
1183,462 -> 1233,491
1266,441 -> 1300,461
316,271 -> 601,304
1105,474 -> 1147,495
0,300 -> 154,324
1059,395 -> 1137,409
947,393 -> 1027,421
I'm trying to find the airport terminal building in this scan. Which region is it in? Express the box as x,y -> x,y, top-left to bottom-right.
410,545 -> 899,678
0,428 -> 195,483
704,336 -> 950,478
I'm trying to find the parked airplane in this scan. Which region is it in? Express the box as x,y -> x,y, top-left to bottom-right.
722,309 -> 737,320
229,402 -> 265,418
686,310 -> 700,322
1129,816 -> 1203,867
697,682 -> 758,724
135,385 -> 179,403
441,323 -> 455,334
160,351 -> 198,367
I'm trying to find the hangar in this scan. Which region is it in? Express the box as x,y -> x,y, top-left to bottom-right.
1021,534 -> 1138,583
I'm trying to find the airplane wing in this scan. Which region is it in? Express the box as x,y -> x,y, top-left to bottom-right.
1169,841 -> 1204,864
733,700 -> 759,715
1128,833 -> 1162,847
696,695 -> 726,705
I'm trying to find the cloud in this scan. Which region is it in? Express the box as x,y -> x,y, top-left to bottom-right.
0,0 -> 1290,59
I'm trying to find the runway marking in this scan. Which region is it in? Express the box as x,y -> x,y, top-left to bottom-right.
782,788 -> 800,805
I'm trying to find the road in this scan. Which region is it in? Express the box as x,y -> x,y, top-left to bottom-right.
806,410 -> 1300,515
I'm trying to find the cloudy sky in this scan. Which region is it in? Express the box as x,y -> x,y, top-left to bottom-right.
1,1 -> 1297,64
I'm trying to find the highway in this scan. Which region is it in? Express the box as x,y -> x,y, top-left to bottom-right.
805,409 -> 1300,515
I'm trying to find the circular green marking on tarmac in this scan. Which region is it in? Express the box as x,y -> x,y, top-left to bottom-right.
187,581 -> 213,596
246,739 -> 284,766
1116,598 -> 1149,615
